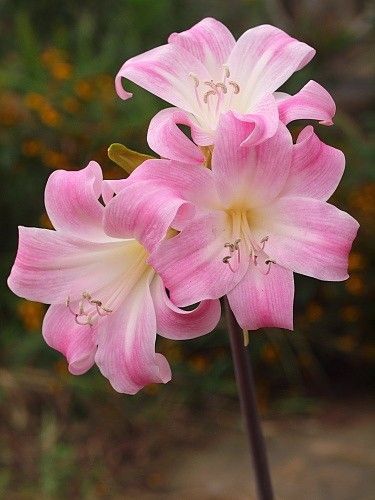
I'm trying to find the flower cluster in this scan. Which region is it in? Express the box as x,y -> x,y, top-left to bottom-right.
8,18 -> 359,394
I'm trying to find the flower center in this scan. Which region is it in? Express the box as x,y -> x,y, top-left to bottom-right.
66,292 -> 112,326
189,65 -> 240,130
222,211 -> 275,275
65,240 -> 150,327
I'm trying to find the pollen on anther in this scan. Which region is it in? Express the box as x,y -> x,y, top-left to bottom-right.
189,72 -> 200,87
229,81 -> 240,94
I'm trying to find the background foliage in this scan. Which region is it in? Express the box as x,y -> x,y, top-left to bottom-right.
0,0 -> 374,496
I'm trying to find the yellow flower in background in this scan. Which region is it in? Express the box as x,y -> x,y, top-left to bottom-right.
17,300 -> 44,331
306,302 -> 323,322
345,275 -> 365,295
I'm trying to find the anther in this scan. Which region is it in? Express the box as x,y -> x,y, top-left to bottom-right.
203,90 -> 218,103
223,65 -> 230,79
228,81 -> 240,94
215,82 -> 228,93
189,72 -> 200,87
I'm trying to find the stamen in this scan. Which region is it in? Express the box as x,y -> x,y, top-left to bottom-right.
75,314 -> 93,326
223,65 -> 230,79
215,82 -> 227,93
228,81 -> 240,94
203,89 -> 218,103
204,80 -> 217,91
189,72 -> 200,87
223,239 -> 241,273
260,236 -> 269,250
66,292 -> 112,326
243,329 -> 249,347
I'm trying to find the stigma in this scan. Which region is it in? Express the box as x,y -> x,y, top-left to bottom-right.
66,291 -> 112,326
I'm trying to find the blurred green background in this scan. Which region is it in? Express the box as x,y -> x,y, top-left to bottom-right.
0,0 -> 374,498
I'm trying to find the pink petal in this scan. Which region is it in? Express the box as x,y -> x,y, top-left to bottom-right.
265,197 -> 360,281
147,107 -> 204,164
104,159 -> 218,250
7,226 -> 126,304
104,180 -> 192,253
168,17 -> 235,80
45,161 -> 109,243
151,275 -> 221,339
227,24 -> 315,108
281,126 -> 345,201
228,264 -> 294,330
149,212 -> 248,307
212,113 -> 292,207
115,43 -> 211,113
232,93 -> 279,147
278,80 -> 336,125
102,179 -> 128,204
42,304 -> 96,375
95,273 -> 171,394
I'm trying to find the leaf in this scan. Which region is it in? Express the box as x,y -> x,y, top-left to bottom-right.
107,143 -> 154,174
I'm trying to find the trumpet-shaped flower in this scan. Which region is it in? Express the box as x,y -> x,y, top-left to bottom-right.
116,17 -> 335,157
7,162 -> 220,393
109,115 -> 359,330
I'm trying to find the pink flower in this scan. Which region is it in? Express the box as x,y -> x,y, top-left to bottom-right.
7,162 -> 220,394
116,17 -> 335,158
109,114 -> 359,331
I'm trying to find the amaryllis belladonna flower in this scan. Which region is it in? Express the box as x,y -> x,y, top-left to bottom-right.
7,162 -> 220,394
116,17 -> 335,160
107,114 -> 359,330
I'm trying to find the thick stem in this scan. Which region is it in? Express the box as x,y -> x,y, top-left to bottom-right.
223,297 -> 274,500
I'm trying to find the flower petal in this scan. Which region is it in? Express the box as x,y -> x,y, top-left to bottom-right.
101,179 -> 128,204
104,159 -> 218,250
150,211 -> 248,307
95,271 -> 171,394
168,17 -> 235,80
212,113 -> 292,207
265,197 -> 360,281
277,80 -> 336,125
227,264 -> 294,330
7,226 -> 128,304
115,43 -> 212,114
44,161 -> 110,243
147,107 -> 204,164
42,304 -> 96,375
232,93 -> 279,147
151,275 -> 221,339
281,126 -> 345,201
227,24 -> 315,109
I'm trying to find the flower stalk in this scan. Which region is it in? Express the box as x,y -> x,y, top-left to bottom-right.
223,297 -> 274,500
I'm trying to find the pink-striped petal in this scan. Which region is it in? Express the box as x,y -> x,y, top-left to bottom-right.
147,107 -> 204,164
115,43 -> 211,114
42,304 -> 96,375
101,179 -> 128,204
227,264 -> 294,330
168,17 -> 235,80
227,24 -> 315,109
212,113 -> 292,207
150,211 -> 248,307
44,161 -> 109,243
281,126 -> 345,201
7,226 -> 126,304
278,80 -> 336,125
151,275 -> 221,339
265,197 -> 360,281
104,159 -> 219,250
232,93 -> 279,147
95,272 -> 171,394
